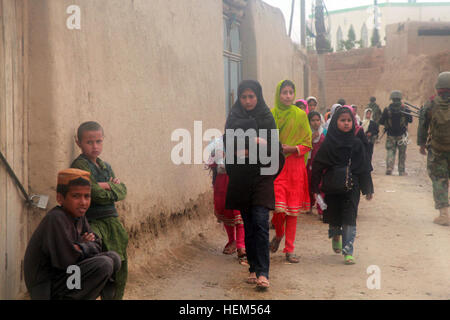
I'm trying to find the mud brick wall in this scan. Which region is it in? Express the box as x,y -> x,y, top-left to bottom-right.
309,47 -> 386,114
437,52 -> 450,72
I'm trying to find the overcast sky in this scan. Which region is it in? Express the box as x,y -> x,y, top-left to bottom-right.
261,0 -> 450,42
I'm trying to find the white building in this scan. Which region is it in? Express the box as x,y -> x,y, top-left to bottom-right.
325,2 -> 450,51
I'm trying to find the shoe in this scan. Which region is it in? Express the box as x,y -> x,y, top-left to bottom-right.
434,208 -> 450,226
256,276 -> 270,290
237,248 -> 249,266
399,172 -> 408,176
246,273 -> 257,284
222,241 -> 236,255
285,253 -> 300,263
386,170 -> 392,175
270,236 -> 282,253
332,237 -> 342,254
344,255 -> 355,265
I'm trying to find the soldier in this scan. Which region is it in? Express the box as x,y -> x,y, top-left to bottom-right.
368,96 -> 382,124
417,72 -> 450,226
379,90 -> 413,176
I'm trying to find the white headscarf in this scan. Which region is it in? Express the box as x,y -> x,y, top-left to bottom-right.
324,104 -> 342,130
362,108 -> 373,133
206,137 -> 225,166
308,113 -> 325,162
306,96 -> 318,105
313,126 -> 324,143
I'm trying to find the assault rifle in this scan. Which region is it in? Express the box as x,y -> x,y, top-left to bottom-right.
404,102 -> 421,111
400,109 -> 421,118
401,102 -> 422,118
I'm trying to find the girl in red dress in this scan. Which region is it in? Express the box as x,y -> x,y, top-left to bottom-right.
270,80 -> 312,263
206,138 -> 247,265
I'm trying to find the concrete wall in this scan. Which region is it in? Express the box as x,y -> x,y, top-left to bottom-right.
242,0 -> 306,106
0,0 -> 29,299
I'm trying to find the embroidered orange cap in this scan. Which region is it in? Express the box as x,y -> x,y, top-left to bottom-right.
57,168 -> 90,185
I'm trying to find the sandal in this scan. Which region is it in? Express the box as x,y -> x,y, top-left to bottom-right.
270,236 -> 282,253
222,241 -> 236,255
237,248 -> 249,266
285,253 -> 300,263
332,237 -> 342,254
344,255 -> 355,265
256,276 -> 270,290
246,273 -> 257,284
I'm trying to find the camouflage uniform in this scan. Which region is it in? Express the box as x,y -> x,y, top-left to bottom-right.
368,101 -> 382,124
379,91 -> 412,175
418,97 -> 450,210
418,72 -> 450,226
386,135 -> 407,174
427,150 -> 450,209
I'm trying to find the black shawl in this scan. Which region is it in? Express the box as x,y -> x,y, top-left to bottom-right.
311,107 -> 373,195
224,80 -> 284,210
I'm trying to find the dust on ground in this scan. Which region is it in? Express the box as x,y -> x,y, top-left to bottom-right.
124,138 -> 450,300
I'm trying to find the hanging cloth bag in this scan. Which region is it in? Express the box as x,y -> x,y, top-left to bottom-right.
321,148 -> 354,195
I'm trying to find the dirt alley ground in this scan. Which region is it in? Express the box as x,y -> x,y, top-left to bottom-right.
124,136 -> 450,300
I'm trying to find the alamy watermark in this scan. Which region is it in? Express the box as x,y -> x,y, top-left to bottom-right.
66,265 -> 81,290
366,265 -> 381,290
66,5 -> 81,30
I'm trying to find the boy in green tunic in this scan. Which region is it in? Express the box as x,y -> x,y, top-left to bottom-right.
71,121 -> 129,299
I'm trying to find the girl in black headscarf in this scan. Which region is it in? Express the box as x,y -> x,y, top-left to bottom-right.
224,80 -> 284,290
311,107 -> 374,265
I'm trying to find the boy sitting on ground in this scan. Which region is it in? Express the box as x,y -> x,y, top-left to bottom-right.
24,168 -> 121,300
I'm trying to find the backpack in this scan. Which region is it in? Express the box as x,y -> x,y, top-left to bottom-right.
429,97 -> 450,152
386,104 -> 408,130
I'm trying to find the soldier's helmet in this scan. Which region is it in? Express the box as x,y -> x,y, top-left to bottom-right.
435,72 -> 450,89
370,96 -> 376,102
390,90 -> 402,100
